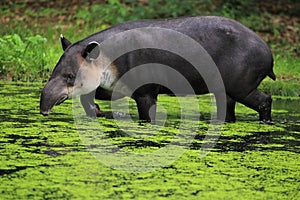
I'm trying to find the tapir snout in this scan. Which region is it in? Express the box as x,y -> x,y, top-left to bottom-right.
40,77 -> 69,116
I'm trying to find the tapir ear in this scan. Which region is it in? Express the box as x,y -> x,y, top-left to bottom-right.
82,41 -> 100,62
60,34 -> 72,51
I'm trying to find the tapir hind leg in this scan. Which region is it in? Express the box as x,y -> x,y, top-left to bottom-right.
238,89 -> 273,124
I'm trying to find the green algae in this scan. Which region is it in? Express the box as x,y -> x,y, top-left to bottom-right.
0,81 -> 299,199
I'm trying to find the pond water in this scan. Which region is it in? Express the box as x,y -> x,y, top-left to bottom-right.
0,82 -> 299,199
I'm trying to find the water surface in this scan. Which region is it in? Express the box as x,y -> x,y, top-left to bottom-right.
0,82 -> 299,199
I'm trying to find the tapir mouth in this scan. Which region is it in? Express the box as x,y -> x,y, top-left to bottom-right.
55,94 -> 68,105
40,94 -> 68,116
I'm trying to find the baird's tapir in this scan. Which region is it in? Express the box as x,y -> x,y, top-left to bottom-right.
40,16 -> 276,124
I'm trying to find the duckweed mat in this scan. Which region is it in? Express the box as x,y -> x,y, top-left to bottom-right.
0,81 -> 299,199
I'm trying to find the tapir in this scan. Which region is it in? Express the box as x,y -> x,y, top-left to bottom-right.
40,16 -> 276,124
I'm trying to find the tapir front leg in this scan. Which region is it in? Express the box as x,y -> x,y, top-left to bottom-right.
134,95 -> 158,123
225,95 -> 236,123
215,93 -> 235,123
80,91 -> 102,118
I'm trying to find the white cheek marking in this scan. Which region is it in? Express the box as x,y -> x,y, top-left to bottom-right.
68,54 -> 121,97
68,58 -> 102,97
73,65 -> 101,96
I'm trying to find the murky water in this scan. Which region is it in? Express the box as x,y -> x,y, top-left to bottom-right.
0,82 -> 299,199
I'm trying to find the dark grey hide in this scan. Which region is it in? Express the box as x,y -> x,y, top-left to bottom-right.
40,16 -> 276,124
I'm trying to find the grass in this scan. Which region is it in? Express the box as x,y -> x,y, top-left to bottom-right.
259,55 -> 300,97
0,34 -> 59,81
0,1 -> 299,96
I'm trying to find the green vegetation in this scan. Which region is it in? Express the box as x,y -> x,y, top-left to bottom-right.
259,55 -> 300,97
0,0 -> 299,96
0,1 -> 299,198
0,34 -> 58,81
0,82 -> 299,199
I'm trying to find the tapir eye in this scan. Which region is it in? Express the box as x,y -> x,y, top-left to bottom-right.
67,74 -> 75,79
64,74 -> 75,86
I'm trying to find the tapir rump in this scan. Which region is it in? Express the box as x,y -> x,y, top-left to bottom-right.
40,16 -> 276,124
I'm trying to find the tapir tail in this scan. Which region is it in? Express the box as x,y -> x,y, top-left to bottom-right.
268,70 -> 276,81
267,57 -> 276,81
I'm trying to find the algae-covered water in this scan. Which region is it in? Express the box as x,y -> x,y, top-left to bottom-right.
0,81 -> 299,199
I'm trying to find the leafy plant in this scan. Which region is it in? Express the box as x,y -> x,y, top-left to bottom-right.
0,0 -> 299,96
0,34 -> 57,81
74,0 -> 206,26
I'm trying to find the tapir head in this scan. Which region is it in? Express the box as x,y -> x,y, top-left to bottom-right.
40,35 -> 102,116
